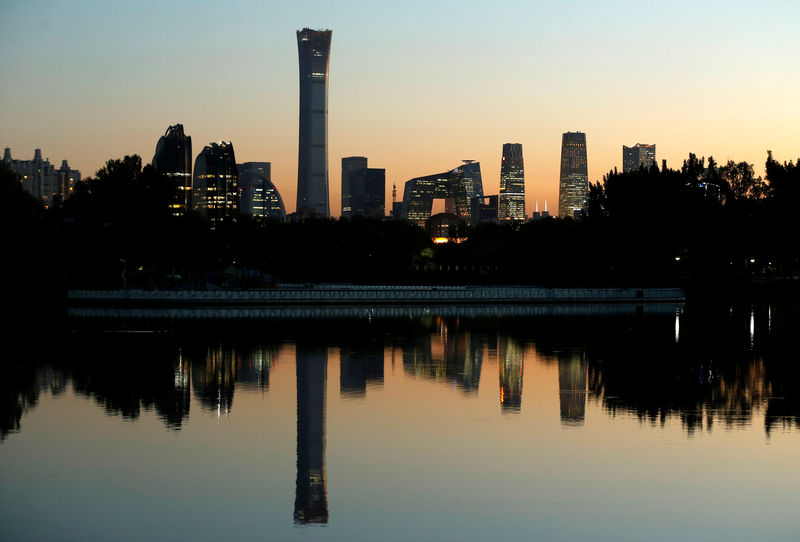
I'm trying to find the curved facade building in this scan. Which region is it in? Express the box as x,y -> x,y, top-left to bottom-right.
499,143 -> 525,221
558,131 -> 588,218
238,162 -> 286,222
152,124 -> 192,216
296,28 -> 332,217
192,142 -> 239,226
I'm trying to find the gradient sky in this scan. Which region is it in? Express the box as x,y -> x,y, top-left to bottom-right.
1,0 -> 798,216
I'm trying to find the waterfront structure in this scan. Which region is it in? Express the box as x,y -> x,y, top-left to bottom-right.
295,346 -> 328,524
558,132 -> 588,218
152,124 -> 192,216
499,143 -> 525,221
401,163 -> 482,227
623,143 -> 656,172
297,28 -> 332,217
238,162 -> 286,222
3,147 -> 80,207
192,142 -> 239,225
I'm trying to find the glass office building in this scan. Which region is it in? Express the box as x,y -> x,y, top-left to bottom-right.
558,132 -> 588,218
296,28 -> 332,217
622,143 -> 656,172
499,143 -> 525,221
152,124 -> 192,216
192,142 -> 239,226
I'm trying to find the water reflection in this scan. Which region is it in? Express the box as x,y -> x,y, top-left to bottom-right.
295,345 -> 328,524
558,352 -> 587,426
498,336 -> 523,412
401,318 -> 483,394
3,304 -> 799,442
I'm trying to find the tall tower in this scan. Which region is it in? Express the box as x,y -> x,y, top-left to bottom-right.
296,28 -> 332,217
558,132 -> 588,218
622,143 -> 656,172
499,143 -> 525,221
152,124 -> 192,216
192,142 -> 239,227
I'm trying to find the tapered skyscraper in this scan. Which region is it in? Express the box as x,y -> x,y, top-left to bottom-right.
296,28 -> 332,217
499,143 -> 525,221
558,132 -> 588,218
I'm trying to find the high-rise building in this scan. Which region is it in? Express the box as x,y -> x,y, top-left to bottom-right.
192,142 -> 239,226
448,160 -> 483,216
238,162 -> 286,222
152,124 -> 192,216
622,143 -> 656,172
341,156 -> 367,217
558,132 -> 588,218
342,156 -> 385,218
297,28 -> 332,217
3,147 -> 79,208
499,143 -> 525,221
401,163 -> 480,227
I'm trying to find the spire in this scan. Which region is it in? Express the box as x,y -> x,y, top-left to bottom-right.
392,182 -> 396,203
535,200 -> 539,213
544,200 -> 548,212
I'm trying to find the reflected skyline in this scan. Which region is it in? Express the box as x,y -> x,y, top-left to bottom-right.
3,305 -> 800,441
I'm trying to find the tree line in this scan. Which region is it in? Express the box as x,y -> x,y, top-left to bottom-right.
1,151 -> 798,298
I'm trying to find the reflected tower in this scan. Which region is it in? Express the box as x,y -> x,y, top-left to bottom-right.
296,28 -> 332,217
558,131 -> 588,218
499,337 -> 524,412
295,346 -> 329,524
558,352 -> 587,426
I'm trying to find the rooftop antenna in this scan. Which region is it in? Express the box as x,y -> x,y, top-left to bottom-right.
392,182 -> 397,203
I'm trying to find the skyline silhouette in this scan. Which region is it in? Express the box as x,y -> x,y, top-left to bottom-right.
1,2 -> 797,217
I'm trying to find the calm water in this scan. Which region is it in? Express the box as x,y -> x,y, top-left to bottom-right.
2,303 -> 799,541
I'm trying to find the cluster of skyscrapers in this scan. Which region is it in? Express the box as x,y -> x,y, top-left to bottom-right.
4,27 -> 657,227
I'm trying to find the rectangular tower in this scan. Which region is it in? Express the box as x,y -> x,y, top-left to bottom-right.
622,143 -> 656,172
499,143 -> 525,221
297,28 -> 332,217
341,156 -> 367,217
558,132 -> 588,218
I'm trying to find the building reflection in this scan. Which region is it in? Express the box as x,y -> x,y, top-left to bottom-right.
295,345 -> 328,524
557,351 -> 587,426
499,336 -> 523,412
237,346 -> 278,392
401,318 -> 482,393
340,344 -> 384,398
191,345 -> 237,416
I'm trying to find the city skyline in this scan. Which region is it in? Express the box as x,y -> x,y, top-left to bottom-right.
1,1 -> 798,217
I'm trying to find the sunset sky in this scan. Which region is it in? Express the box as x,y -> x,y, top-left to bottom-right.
1,0 -> 798,216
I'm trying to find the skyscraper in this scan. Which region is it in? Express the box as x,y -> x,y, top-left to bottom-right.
192,142 -> 239,226
152,124 -> 192,216
558,132 -> 588,218
622,143 -> 656,172
238,162 -> 286,222
296,28 -> 332,217
401,164 -> 477,227
499,143 -> 525,221
341,156 -> 367,218
342,156 -> 386,218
